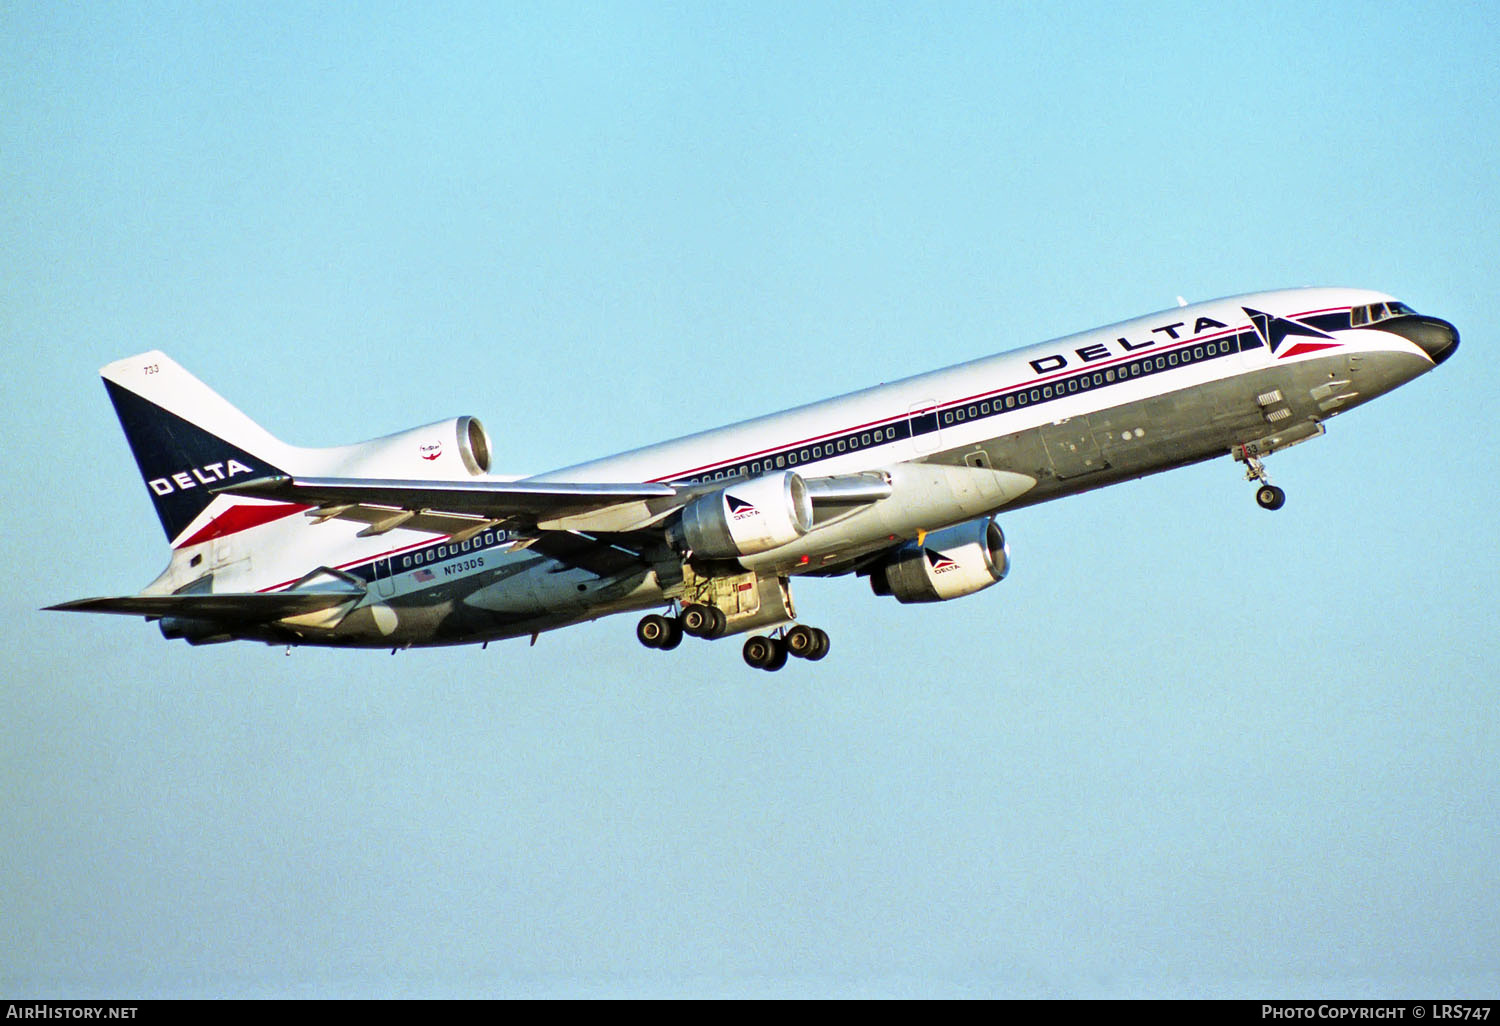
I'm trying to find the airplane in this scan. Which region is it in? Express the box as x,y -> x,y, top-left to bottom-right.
48,287 -> 1458,670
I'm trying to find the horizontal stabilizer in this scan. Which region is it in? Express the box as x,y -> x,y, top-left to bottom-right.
46,590 -> 357,623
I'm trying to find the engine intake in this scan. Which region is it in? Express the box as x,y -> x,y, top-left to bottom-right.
673,471 -> 813,559
870,516 -> 1010,603
321,416 -> 492,479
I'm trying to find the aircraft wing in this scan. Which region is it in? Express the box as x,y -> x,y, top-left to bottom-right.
221,475 -> 685,535
220,471 -> 894,538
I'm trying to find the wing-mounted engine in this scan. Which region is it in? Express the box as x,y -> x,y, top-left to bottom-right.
670,471 -> 814,559
319,416 -> 493,480
869,516 -> 1010,603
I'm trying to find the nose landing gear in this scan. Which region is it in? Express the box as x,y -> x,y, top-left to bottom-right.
1236,445 -> 1287,511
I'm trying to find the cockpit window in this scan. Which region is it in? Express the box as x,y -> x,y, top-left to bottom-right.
1351,301 -> 1415,327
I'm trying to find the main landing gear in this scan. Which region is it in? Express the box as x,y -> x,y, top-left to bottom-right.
1237,447 -> 1286,511
742,624 -> 830,672
636,602 -> 724,651
635,606 -> 831,671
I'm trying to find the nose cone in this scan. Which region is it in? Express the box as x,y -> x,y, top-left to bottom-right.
1387,315 -> 1460,365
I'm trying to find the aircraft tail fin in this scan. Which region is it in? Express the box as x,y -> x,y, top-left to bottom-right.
101,352 -> 302,545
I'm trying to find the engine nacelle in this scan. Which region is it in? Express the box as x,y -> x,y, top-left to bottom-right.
869,516 -> 1010,604
321,416 -> 492,479
673,471 -> 814,559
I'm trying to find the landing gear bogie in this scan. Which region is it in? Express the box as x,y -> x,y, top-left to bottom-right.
742,625 -> 830,670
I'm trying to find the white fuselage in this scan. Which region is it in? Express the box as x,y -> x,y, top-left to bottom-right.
141,286 -> 1450,648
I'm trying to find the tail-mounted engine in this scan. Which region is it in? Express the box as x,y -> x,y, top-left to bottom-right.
869,516 -> 1010,603
670,471 -> 814,559
323,416 -> 492,479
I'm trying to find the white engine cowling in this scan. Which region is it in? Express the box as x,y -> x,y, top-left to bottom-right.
869,516 -> 1010,603
320,416 -> 492,479
674,471 -> 814,558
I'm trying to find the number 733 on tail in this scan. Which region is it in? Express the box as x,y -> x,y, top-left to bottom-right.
48,287 -> 1459,671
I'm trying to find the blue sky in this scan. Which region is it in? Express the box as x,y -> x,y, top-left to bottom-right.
3,1 -> 1497,997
